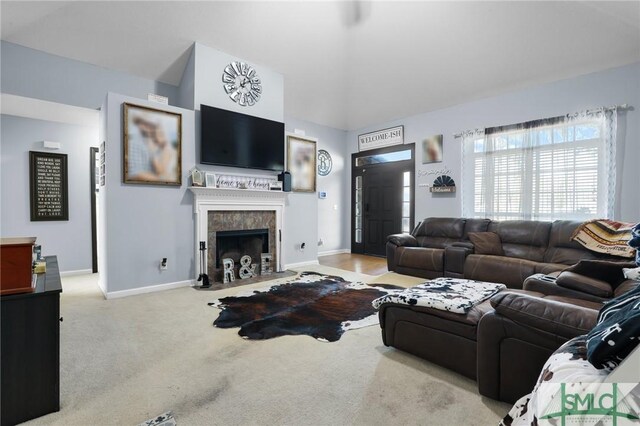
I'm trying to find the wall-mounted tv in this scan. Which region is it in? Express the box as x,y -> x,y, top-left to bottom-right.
200,104 -> 285,171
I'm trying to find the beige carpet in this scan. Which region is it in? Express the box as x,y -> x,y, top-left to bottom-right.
25,265 -> 510,425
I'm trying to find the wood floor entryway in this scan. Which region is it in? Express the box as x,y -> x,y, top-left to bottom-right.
318,253 -> 388,276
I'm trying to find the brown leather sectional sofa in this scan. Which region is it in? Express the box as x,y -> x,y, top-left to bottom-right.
381,217 -> 638,403
379,269 -> 638,404
386,217 -> 620,288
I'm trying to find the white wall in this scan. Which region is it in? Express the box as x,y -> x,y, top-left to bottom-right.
347,62 -> 640,223
100,93 -> 196,294
0,114 -> 98,272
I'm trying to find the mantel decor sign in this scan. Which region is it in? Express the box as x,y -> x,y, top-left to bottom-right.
123,103 -> 182,186
358,126 -> 404,152
214,173 -> 278,191
29,151 -> 69,221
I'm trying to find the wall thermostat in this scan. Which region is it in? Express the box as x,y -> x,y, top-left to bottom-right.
318,191 -> 327,199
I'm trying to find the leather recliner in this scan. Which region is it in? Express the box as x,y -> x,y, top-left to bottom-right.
476,276 -> 638,403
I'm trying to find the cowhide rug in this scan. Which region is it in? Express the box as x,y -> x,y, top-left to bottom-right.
208,272 -> 402,342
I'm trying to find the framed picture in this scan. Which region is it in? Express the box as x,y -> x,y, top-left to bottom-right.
205,172 -> 217,188
29,151 -> 69,221
422,134 -> 443,164
123,103 -> 182,185
287,135 -> 317,192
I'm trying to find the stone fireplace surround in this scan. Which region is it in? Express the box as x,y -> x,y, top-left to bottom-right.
190,187 -> 286,280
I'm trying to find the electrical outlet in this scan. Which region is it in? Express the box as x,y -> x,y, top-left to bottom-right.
160,258 -> 168,270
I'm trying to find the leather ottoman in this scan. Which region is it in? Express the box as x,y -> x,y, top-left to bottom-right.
378,289 -> 541,380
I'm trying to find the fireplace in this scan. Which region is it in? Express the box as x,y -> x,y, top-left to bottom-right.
207,210 -> 277,283
215,228 -> 269,271
189,186 -> 286,284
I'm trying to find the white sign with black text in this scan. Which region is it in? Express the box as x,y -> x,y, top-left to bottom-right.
358,126 -> 404,151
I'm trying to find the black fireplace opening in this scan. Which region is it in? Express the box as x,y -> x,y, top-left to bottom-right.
215,228 -> 269,269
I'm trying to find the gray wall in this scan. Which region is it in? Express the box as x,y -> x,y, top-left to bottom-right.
0,114 -> 98,272
347,62 -> 640,223
101,93 -> 195,293
1,41 -> 178,109
284,117 -> 349,259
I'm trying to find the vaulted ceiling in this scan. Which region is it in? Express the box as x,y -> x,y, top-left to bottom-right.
2,1 -> 639,130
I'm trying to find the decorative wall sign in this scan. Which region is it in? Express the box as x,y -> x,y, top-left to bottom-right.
29,151 -> 69,221
422,134 -> 443,164
123,103 -> 182,186
429,175 -> 456,193
287,135 -> 317,192
317,149 -> 332,176
417,166 -> 452,178
222,61 -> 262,107
358,126 -> 404,151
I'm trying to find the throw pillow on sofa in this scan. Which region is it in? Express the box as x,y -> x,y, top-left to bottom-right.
468,232 -> 504,256
586,285 -> 640,370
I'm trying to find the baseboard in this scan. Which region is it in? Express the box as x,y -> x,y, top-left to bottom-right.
60,269 -> 93,277
318,249 -> 351,257
284,260 -> 320,270
105,279 -> 194,300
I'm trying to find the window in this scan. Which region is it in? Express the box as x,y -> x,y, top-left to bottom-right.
354,175 -> 363,243
462,112 -> 616,221
402,171 -> 411,233
355,149 -> 412,166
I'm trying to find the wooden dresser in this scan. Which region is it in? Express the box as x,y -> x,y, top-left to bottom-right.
1,256 -> 62,426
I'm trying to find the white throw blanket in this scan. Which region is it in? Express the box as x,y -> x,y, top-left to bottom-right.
371,277 -> 506,314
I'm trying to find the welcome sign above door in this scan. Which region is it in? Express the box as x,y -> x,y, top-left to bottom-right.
358,126 -> 404,151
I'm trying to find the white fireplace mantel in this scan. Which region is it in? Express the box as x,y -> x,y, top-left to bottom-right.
189,187 -> 288,276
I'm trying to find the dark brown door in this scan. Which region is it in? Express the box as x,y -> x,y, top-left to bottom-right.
363,167 -> 403,256
351,144 -> 415,256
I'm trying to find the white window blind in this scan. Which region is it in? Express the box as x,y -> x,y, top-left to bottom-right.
462,110 -> 617,221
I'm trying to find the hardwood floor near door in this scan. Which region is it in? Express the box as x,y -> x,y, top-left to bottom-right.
318,253 -> 388,276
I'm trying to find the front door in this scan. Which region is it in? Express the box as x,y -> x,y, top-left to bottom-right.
352,145 -> 415,256
363,167 -> 403,256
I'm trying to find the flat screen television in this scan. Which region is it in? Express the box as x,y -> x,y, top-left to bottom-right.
200,104 -> 285,171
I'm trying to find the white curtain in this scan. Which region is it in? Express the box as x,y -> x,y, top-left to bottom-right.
461,108 -> 617,221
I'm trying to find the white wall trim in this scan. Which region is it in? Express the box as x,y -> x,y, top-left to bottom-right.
105,279 -> 194,300
0,93 -> 99,126
60,269 -> 93,277
284,260 -> 320,270
318,249 -> 351,257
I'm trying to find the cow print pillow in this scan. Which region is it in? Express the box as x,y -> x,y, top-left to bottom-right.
586,285 -> 640,370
